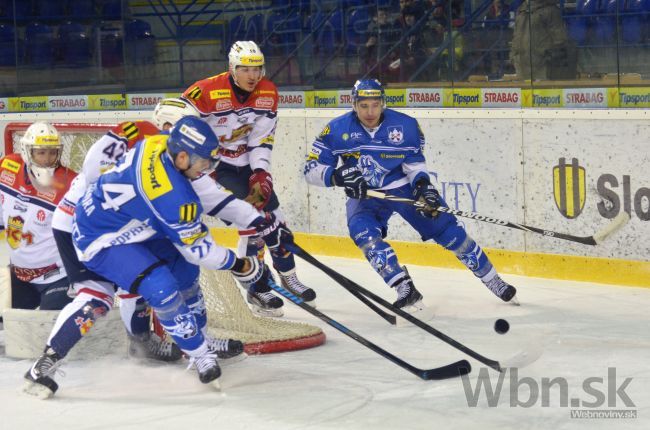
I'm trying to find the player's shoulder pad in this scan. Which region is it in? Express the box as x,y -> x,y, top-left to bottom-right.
113,120 -> 160,148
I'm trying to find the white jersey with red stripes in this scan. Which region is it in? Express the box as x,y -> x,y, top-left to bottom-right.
182,72 -> 278,172
0,153 -> 76,284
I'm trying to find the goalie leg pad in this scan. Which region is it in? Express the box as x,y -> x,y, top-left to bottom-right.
46,281 -> 114,357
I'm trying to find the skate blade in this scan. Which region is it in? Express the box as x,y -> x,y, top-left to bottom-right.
218,352 -> 248,367
22,380 -> 55,400
211,379 -> 222,392
507,295 -> 521,306
250,305 -> 284,318
396,300 -> 435,326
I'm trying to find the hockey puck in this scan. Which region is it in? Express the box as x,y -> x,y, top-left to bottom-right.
494,319 -> 510,334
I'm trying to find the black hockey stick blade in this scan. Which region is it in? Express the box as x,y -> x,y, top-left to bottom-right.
288,243 -> 503,372
366,190 -> 630,246
422,359 -> 471,380
265,274 -> 470,381
288,243 -> 396,325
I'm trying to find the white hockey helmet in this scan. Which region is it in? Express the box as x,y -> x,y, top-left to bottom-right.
228,40 -> 265,78
19,121 -> 62,188
152,98 -> 200,130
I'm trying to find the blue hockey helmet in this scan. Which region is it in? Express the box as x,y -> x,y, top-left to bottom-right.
167,116 -> 219,162
351,79 -> 386,107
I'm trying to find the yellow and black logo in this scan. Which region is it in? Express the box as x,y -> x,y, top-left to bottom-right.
187,86 -> 202,100
179,202 -> 198,223
553,157 -> 586,219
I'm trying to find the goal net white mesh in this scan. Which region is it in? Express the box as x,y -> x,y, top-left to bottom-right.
4,122 -> 325,354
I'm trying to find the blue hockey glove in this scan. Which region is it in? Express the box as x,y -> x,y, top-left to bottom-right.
253,213 -> 295,252
413,178 -> 442,218
332,165 -> 368,199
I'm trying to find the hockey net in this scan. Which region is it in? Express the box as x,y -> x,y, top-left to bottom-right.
3,122 -> 325,354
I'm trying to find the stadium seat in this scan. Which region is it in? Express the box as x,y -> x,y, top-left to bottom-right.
35,0 -> 65,18
566,1 -> 588,46
96,24 -> 123,67
245,13 -> 265,45
1,0 -> 32,19
621,0 -> 644,44
346,6 -> 370,55
0,23 -> 18,66
227,14 -> 246,49
125,19 -> 155,65
68,0 -> 96,20
58,21 -> 92,66
266,10 -> 300,55
100,0 -> 122,20
24,22 -> 55,67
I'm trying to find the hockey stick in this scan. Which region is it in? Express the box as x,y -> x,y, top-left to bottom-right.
366,190 -> 630,246
265,275 -> 471,380
287,243 -> 504,372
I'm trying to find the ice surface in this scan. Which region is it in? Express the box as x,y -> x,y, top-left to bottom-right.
1,255 -> 648,430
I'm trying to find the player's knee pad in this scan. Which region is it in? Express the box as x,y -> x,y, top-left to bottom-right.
352,228 -> 403,284
135,265 -> 184,320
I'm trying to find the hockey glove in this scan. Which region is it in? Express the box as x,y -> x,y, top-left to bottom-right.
332,165 -> 368,199
413,178 -> 442,218
253,213 -> 295,253
231,256 -> 264,287
246,169 -> 273,209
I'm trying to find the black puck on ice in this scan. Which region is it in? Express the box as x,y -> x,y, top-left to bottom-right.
494,319 -> 510,334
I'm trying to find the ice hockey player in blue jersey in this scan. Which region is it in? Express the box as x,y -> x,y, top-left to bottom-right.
24,116 -> 293,397
304,79 -> 517,312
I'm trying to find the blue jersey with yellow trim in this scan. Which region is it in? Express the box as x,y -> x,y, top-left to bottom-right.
73,135 -> 208,262
304,109 -> 429,190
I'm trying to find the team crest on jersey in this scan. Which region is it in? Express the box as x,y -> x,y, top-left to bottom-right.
220,124 -> 253,144
75,316 -> 94,335
387,126 -> 404,145
36,209 -> 46,222
358,155 -> 389,188
6,215 -> 34,249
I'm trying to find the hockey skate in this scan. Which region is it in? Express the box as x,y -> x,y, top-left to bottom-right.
23,347 -> 63,399
279,268 -> 317,306
206,336 -> 247,364
247,265 -> 284,317
128,332 -> 183,362
392,269 -> 434,322
187,347 -> 221,387
484,275 -> 519,305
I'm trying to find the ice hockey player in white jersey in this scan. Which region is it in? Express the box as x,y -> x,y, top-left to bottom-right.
181,41 -> 315,317
24,116 -> 293,397
49,120 -> 184,362
0,122 -> 75,311
304,79 -> 517,311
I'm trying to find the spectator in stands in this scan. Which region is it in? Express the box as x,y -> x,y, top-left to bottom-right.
360,7 -> 399,82
478,0 -> 515,78
396,4 -> 437,81
510,0 -> 576,80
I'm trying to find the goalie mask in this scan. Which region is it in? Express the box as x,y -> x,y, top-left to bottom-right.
152,98 -> 200,130
20,122 -> 62,188
228,41 -> 265,89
